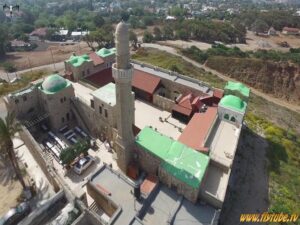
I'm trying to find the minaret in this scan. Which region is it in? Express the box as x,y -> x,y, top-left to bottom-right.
112,21 -> 135,173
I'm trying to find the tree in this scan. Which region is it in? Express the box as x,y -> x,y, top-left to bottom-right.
153,27 -> 162,41
0,25 -> 9,57
143,31 -> 154,43
129,30 -> 138,47
162,26 -> 174,40
251,19 -> 269,34
84,27 -> 114,51
0,112 -> 26,189
93,14 -> 105,28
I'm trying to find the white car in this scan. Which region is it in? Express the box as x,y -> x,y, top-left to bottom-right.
73,155 -> 94,175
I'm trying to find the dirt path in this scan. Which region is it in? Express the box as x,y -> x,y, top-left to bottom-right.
142,43 -> 300,114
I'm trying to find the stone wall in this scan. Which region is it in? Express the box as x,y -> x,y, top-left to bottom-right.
19,126 -> 60,192
158,167 -> 199,203
152,93 -> 175,112
135,146 -> 161,175
86,182 -> 118,217
71,97 -> 114,141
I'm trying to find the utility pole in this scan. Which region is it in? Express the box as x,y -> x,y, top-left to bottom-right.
50,49 -> 56,71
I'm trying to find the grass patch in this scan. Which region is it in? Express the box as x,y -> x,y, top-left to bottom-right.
245,113 -> 300,219
132,48 -> 225,88
0,70 -> 49,96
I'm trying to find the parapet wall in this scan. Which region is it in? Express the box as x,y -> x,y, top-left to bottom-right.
19,125 -> 60,192
152,94 -> 175,112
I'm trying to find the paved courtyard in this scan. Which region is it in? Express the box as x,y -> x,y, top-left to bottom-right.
135,99 -> 186,140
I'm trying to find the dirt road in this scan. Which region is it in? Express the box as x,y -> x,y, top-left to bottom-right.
142,43 -> 300,114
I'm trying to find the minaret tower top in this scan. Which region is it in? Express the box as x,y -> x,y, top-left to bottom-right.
115,21 -> 130,70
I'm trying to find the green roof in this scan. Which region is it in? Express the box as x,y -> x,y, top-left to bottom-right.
96,48 -> 116,58
91,83 -> 116,106
39,74 -> 71,94
219,95 -> 247,112
66,54 -> 91,67
136,127 -> 210,189
224,81 -> 250,97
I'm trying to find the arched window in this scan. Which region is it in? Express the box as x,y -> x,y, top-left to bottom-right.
230,116 -> 236,122
224,114 -> 229,120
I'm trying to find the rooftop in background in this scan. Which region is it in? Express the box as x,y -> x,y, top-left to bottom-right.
178,107 -> 218,153
134,99 -> 185,140
39,74 -> 71,94
89,52 -> 105,66
136,127 -> 210,189
85,68 -> 114,88
224,81 -> 250,98
91,83 -> 116,106
132,63 -> 213,96
96,48 -> 116,58
133,69 -> 161,95
219,95 -> 247,113
66,54 -> 91,67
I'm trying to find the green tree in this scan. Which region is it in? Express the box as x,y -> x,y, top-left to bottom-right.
129,30 -> 138,47
251,19 -> 269,34
143,31 -> 154,43
93,13 -> 105,27
153,27 -> 162,41
0,113 -> 26,189
0,25 -> 9,57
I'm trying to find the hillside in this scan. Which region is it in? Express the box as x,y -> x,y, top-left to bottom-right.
206,56 -> 300,105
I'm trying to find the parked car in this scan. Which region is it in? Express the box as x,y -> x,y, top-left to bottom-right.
0,202 -> 31,225
73,155 -> 94,175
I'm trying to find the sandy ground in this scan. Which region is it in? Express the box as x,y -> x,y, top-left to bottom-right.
219,128 -> 269,225
151,30 -> 300,52
1,41 -> 92,71
0,164 -> 23,216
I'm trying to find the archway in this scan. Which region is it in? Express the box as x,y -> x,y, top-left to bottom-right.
224,114 -> 229,120
230,116 -> 236,122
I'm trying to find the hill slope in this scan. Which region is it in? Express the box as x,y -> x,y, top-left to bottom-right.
206,56 -> 300,104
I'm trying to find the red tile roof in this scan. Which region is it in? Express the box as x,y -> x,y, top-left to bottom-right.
85,68 -> 114,88
178,107 -> 218,153
172,104 -> 193,116
141,175 -> 158,195
213,89 -> 224,99
30,28 -> 47,36
178,93 -> 193,109
282,27 -> 299,33
89,52 -> 104,66
132,70 -> 161,95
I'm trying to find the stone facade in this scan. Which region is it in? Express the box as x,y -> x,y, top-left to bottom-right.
217,105 -> 244,126
152,93 -> 175,112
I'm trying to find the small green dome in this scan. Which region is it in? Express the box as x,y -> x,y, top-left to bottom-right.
220,95 -> 246,112
41,74 -> 68,93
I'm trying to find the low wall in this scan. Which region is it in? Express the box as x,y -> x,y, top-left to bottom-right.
152,94 -> 175,112
19,126 -> 60,192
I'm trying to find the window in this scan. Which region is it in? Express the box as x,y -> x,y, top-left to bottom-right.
23,96 -> 27,101
66,113 -> 70,121
64,97 -> 66,102
230,116 -> 236,122
62,117 -> 65,123
104,109 -> 108,118
15,99 -> 19,104
82,71 -> 85,77
90,99 -> 94,108
87,69 -> 90,74
60,98 -> 63,103
99,106 -> 102,114
224,114 -> 229,120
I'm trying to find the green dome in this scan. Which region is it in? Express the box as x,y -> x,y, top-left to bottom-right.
41,74 -> 68,93
220,95 -> 246,112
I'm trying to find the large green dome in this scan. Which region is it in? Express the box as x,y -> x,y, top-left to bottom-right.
41,74 -> 68,93
219,95 -> 246,112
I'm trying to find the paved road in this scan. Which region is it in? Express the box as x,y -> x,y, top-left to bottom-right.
0,62 -> 65,82
142,43 -> 300,113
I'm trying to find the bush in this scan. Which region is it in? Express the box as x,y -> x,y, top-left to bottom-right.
2,62 -> 17,72
60,139 -> 90,165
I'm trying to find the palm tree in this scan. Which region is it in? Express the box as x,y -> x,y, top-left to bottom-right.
0,112 -> 26,189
